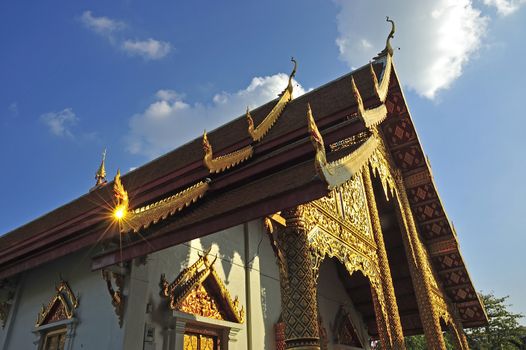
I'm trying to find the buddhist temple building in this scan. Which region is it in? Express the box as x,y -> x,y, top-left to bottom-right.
0,20 -> 487,350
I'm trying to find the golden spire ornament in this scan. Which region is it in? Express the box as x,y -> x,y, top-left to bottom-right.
90,149 -> 107,191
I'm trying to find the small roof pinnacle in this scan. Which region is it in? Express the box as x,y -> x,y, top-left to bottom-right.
91,149 -> 107,190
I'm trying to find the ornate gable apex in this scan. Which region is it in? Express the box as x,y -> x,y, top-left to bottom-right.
36,281 -> 79,327
160,251 -> 244,323
333,306 -> 364,347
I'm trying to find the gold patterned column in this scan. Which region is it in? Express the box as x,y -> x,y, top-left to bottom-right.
447,305 -> 470,350
278,206 -> 320,350
362,167 -> 406,349
394,173 -> 447,350
371,286 -> 393,349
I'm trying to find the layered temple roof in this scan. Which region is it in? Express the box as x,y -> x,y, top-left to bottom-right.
0,44 -> 486,332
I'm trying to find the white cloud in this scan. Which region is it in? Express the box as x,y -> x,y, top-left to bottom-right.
40,108 -> 78,138
127,74 -> 306,158
80,10 -> 125,39
122,39 -> 171,60
80,11 -> 172,60
8,102 -> 18,117
483,0 -> 526,15
335,0 -> 488,99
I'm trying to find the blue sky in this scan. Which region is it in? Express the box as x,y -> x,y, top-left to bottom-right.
1,0 -> 525,321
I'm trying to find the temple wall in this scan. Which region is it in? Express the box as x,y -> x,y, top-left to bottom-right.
317,259 -> 371,350
0,248 -> 124,350
1,218 -> 282,350
123,218 -> 282,350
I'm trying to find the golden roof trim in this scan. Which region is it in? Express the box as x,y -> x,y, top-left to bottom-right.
160,251 -> 244,323
36,281 -> 79,327
308,104 -> 379,189
246,57 -> 296,142
121,179 -> 210,233
351,76 -> 388,128
203,130 -> 254,173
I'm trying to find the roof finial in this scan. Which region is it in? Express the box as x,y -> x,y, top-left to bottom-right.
92,149 -> 107,190
112,169 -> 129,222
377,16 -> 395,58
284,57 -> 297,96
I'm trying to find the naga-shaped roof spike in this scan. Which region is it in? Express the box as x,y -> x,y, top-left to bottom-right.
351,76 -> 365,115
287,57 -> 297,92
369,62 -> 379,89
203,128 -> 253,173
376,16 -> 396,58
246,106 -> 254,134
306,103 -> 327,170
113,169 -> 129,220
202,129 -> 212,158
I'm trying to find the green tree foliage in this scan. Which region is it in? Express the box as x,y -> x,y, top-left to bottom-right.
403,293 -> 525,349
467,293 -> 525,349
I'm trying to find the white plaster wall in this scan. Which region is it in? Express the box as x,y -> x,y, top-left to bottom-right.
1,248 -> 124,350
1,218 -> 283,350
246,219 -> 282,350
135,219 -> 281,350
317,259 -> 371,350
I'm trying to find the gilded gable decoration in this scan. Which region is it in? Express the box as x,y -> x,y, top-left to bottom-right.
160,250 -> 244,323
246,57 -> 297,142
35,281 -> 79,327
202,130 -> 254,173
102,269 -> 125,327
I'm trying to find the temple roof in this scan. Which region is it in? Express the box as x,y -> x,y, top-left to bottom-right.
0,53 -> 487,330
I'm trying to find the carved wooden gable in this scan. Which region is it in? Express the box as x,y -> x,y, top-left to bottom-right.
160,251 -> 244,323
36,281 -> 79,327
333,307 -> 363,348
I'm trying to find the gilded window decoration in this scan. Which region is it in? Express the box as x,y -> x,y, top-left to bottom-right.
183,332 -> 219,350
36,281 -> 79,327
160,250 -> 244,323
41,327 -> 67,350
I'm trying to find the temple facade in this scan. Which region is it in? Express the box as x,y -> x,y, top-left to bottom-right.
0,22 -> 487,350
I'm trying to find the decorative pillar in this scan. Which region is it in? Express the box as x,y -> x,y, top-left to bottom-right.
173,320 -> 186,350
371,286 -> 393,349
278,206 -> 320,350
393,173 -> 447,350
362,167 -> 406,349
447,306 -> 470,350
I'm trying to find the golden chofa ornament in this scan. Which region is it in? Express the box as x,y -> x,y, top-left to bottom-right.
112,169 -> 129,221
